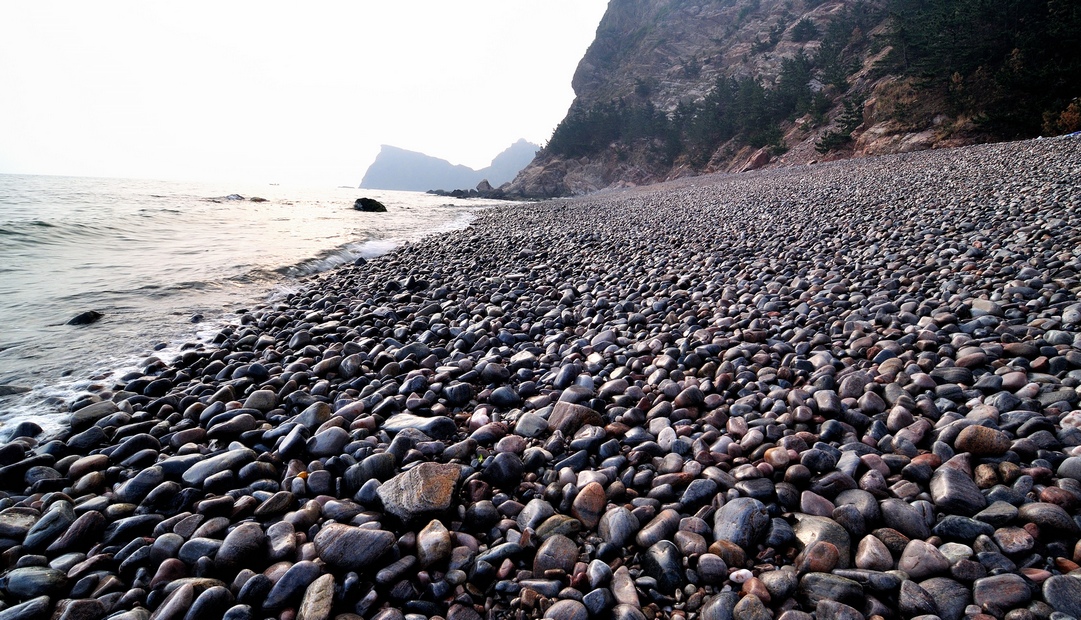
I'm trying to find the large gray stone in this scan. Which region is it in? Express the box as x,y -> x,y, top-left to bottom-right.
383,413 -> 456,439
920,577 -> 971,620
713,497 -> 769,551
930,466 -> 986,516
376,462 -> 462,522
313,524 -> 395,571
1043,575 -> 1081,618
181,448 -> 257,487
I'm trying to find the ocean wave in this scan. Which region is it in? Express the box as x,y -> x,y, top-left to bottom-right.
0,217 -> 139,246
277,238 -> 400,278
0,175 -> 493,431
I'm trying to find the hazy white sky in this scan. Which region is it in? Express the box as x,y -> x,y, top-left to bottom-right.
0,1 -> 608,186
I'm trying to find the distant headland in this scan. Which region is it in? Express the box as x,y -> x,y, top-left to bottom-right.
359,139 -> 538,193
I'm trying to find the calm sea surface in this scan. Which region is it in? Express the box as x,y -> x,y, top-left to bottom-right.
0,174 -> 504,435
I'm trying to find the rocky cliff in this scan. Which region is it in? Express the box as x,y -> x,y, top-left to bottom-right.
507,0 -> 1081,197
361,139 -> 538,192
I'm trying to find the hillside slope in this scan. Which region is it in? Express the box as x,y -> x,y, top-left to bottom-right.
507,0 -> 1081,197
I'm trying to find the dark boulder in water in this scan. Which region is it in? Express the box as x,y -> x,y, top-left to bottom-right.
66,310 -> 103,326
354,197 -> 388,212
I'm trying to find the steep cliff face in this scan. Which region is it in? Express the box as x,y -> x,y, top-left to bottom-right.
507,0 -> 887,196
507,0 -> 1081,197
571,0 -> 832,112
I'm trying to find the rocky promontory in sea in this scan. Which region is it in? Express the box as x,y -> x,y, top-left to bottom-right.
361,140 -> 539,194
1,137 -> 1081,620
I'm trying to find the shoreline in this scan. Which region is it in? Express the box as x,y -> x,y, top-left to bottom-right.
0,187 -> 491,437
1,136 -> 1080,620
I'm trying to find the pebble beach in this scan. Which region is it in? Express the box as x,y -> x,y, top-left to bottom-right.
2,136 -> 1081,620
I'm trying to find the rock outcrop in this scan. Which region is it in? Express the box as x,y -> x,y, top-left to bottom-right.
506,0 -> 1081,197
360,139 -> 538,192
353,197 -> 387,212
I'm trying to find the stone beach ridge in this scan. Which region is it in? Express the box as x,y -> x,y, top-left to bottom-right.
1,136 -> 1081,620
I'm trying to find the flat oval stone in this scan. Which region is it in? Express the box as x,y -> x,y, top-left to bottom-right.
0,566 -> 68,598
547,401 -> 603,435
1056,456 -> 1081,482
514,412 -> 548,437
972,573 -> 1031,615
383,413 -> 456,439
178,537 -> 223,564
215,522 -> 266,571
115,466 -> 165,504
930,466 -> 987,516
1017,501 -> 1080,533
641,540 -> 683,593
535,514 -> 582,541
699,591 -> 738,620
186,585 -> 235,619
682,478 -> 719,508
932,515 -> 994,541
68,400 -> 119,430
254,491 -> 296,517
797,540 -> 840,574
1042,575 -> 1081,618
0,507 -> 38,539
484,452 -> 524,490
263,560 -> 321,610
544,599 -> 588,620
24,502 -> 75,550
46,510 -> 105,553
637,508 -> 680,548
954,425 -> 1010,456
0,595 -> 52,620
151,583 -> 195,620
181,448 -> 257,487
898,539 -> 950,579
243,389 -> 278,411
518,499 -> 557,530
306,426 -> 350,457
599,507 -> 638,548
313,523 -> 395,571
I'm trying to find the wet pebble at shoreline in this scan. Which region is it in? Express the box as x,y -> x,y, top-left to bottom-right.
1,136 -> 1081,620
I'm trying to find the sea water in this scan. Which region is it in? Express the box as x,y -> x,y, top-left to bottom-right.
0,173 -> 507,435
